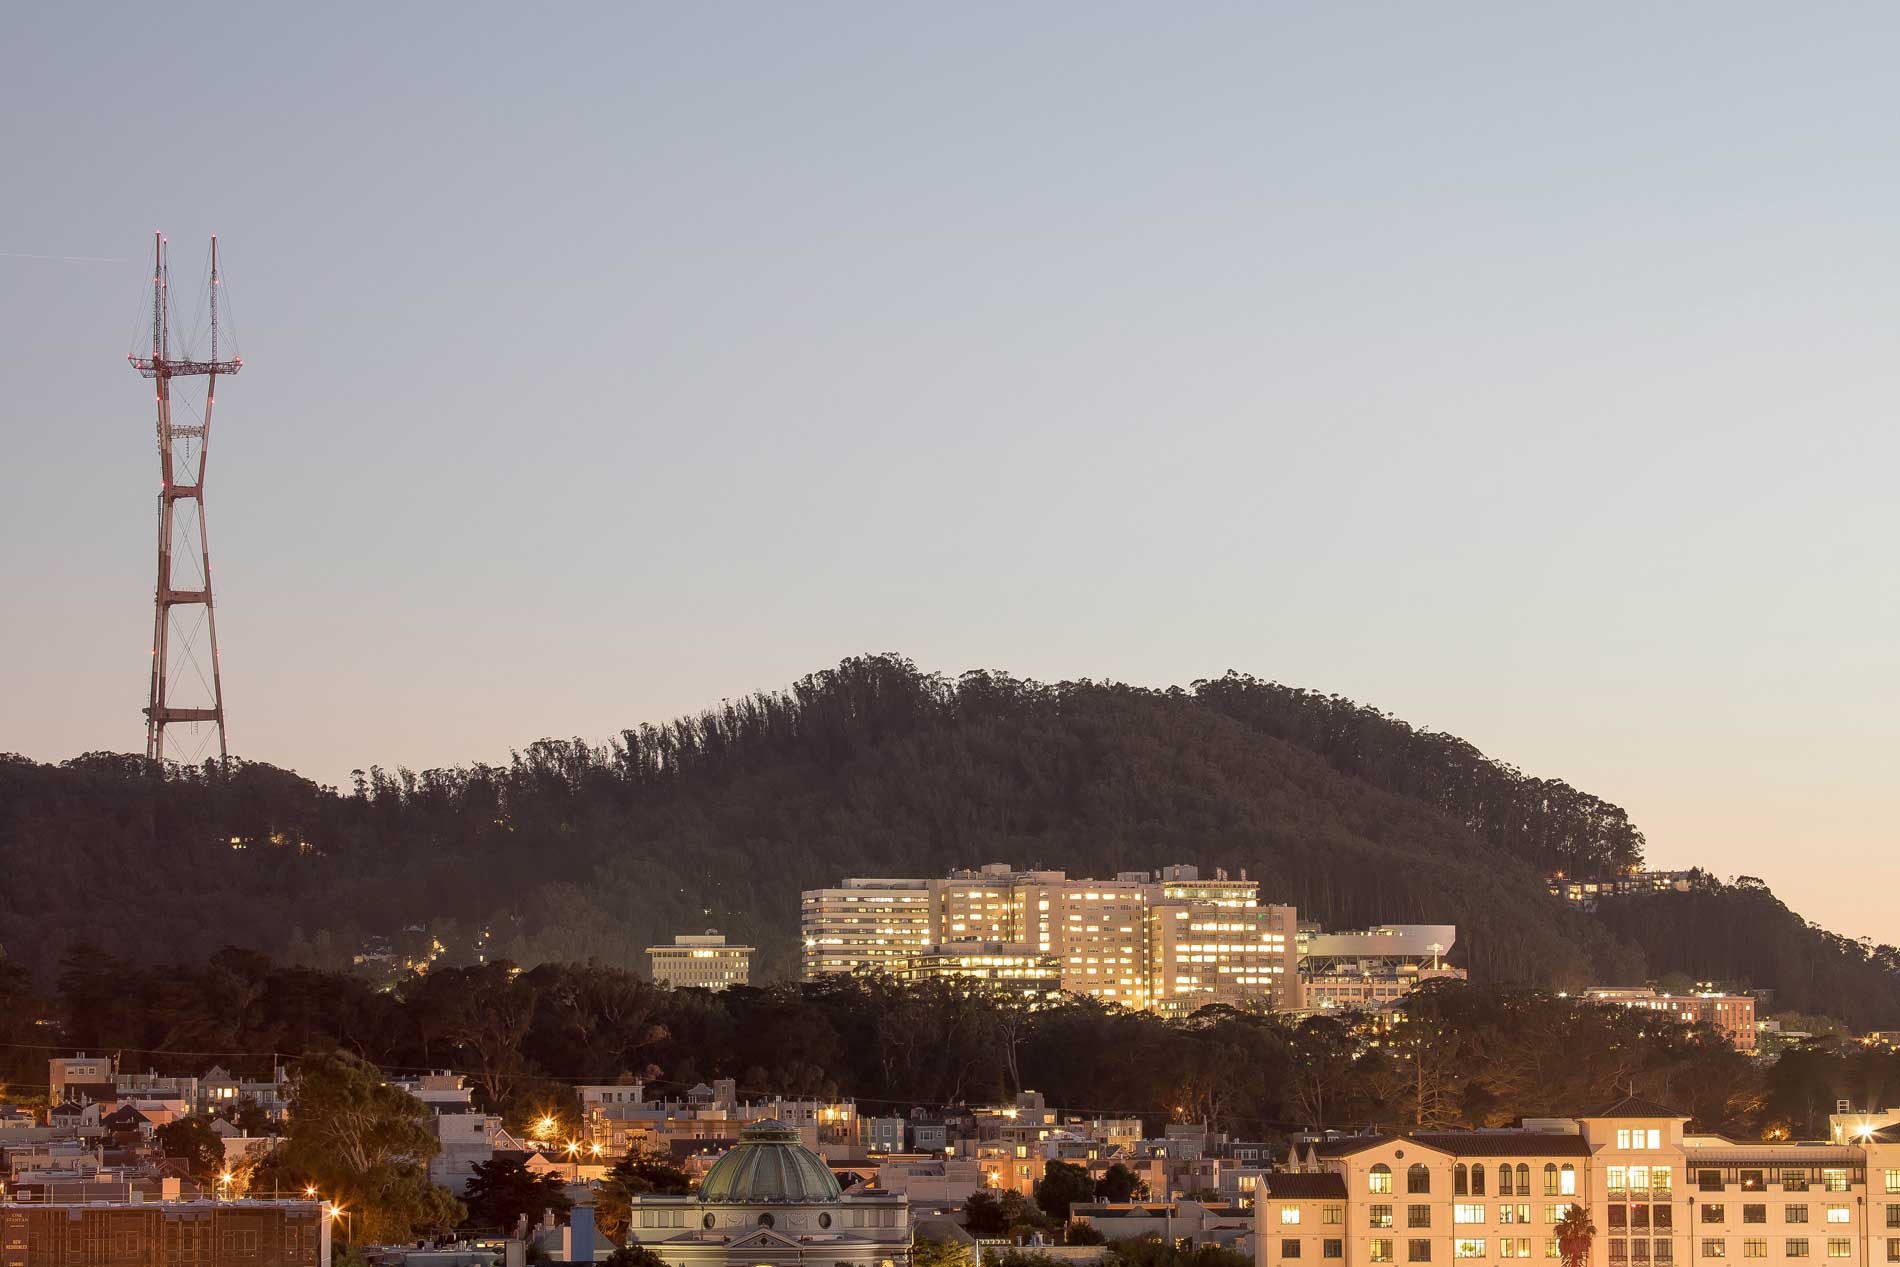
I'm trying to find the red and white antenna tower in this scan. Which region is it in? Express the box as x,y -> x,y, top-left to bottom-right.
131,232 -> 241,764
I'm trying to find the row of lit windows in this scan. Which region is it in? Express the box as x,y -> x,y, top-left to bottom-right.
1355,1238 -> 1551,1262
1370,1163 -> 1578,1197
1693,1239 -> 1855,1259
1693,1169 -> 1855,1193
1692,1205 -> 1849,1225
1605,1167 -> 1675,1193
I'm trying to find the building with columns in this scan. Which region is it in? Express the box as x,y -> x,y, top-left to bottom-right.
620,1119 -> 909,1267
1257,1098 -> 1900,1267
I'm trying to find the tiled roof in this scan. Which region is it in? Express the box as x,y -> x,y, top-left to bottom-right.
1684,1145 -> 1863,1166
1263,1173 -> 1349,1199
1592,1095 -> 1689,1119
1411,1132 -> 1591,1158
1312,1135 -> 1403,1158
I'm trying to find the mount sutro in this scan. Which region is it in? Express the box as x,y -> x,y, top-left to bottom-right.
2,655 -> 1893,1027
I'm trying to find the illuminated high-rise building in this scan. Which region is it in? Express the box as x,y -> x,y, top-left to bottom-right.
802,862 -> 1298,1014
799,878 -> 932,979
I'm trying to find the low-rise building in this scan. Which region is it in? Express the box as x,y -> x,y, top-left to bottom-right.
872,1155 -> 987,1205
1302,966 -> 1469,1013
0,1197 -> 330,1267
1548,870 -> 1697,908
649,932 -> 755,991
48,1054 -> 116,1106
1583,987 -> 1758,1052
620,1119 -> 909,1267
1075,1199 -> 1253,1250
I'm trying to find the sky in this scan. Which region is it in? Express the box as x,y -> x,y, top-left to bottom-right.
3,4 -> 1895,942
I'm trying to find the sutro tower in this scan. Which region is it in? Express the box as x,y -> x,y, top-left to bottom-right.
131,232 -> 242,764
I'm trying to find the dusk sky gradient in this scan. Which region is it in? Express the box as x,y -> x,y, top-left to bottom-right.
4,4 -> 1896,941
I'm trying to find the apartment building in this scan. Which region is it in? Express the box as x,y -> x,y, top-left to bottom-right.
1257,1097 -> 1900,1267
801,878 -> 933,978
48,1055 -> 115,1105
648,932 -> 753,991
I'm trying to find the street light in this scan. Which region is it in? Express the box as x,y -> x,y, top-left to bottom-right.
565,1140 -> 582,1182
217,1172 -> 234,1201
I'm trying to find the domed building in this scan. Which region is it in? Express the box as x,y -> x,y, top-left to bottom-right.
621,1120 -> 910,1267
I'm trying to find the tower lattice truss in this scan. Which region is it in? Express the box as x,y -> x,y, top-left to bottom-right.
131,233 -> 242,764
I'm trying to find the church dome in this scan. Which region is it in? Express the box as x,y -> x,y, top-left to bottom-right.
698,1119 -> 842,1204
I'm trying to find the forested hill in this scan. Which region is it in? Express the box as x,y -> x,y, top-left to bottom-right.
2,655 -> 1893,1025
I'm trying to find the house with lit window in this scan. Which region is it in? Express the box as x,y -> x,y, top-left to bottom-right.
1257,1097 -> 1900,1267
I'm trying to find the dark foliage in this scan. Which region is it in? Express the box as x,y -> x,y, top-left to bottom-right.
1591,876 -> 1900,1032
0,656 -> 1888,1019
14,952 -> 1794,1140
463,1156 -> 572,1233
1035,1160 -> 1098,1222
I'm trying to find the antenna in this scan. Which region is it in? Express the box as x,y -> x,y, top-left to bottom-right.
131,234 -> 242,765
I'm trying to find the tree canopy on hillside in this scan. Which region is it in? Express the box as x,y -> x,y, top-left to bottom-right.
2,655 -> 1892,1022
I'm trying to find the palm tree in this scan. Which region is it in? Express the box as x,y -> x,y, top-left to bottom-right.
1555,1204 -> 1598,1267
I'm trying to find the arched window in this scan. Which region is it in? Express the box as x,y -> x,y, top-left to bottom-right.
1499,1164 -> 1515,1196
1560,1163 -> 1577,1195
1409,1163 -> 1431,1194
1370,1163 -> 1393,1194
1455,1164 -> 1469,1196
1517,1164 -> 1531,1195
1544,1164 -> 1559,1196
1472,1163 -> 1486,1196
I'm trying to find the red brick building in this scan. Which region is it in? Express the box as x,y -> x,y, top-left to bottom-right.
0,1199 -> 328,1267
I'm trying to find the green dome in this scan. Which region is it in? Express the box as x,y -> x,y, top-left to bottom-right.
698,1120 -> 842,1204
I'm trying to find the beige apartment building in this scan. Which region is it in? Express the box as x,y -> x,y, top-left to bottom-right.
648,932 -> 753,990
1258,1097 -> 1900,1267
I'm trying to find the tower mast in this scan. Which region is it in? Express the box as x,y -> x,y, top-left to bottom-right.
133,234 -> 242,764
